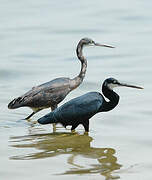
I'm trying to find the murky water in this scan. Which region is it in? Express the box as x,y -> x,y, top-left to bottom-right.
1,0 -> 152,179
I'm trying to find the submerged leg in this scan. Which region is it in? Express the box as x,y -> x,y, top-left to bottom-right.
82,119 -> 89,132
51,105 -> 57,132
25,112 -> 36,120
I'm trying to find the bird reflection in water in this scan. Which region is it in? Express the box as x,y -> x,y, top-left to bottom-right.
10,132 -> 121,179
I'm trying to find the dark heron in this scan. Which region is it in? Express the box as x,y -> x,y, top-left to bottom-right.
38,77 -> 143,132
8,38 -> 114,120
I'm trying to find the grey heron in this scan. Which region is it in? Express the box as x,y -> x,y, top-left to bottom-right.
8,38 -> 114,120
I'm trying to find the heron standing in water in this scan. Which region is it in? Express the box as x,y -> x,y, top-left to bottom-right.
8,38 -> 114,121
38,78 -> 143,132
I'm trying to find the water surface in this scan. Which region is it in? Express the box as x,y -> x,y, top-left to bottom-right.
1,0 -> 152,179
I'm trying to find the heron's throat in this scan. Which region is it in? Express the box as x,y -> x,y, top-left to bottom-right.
102,86 -> 119,112
70,42 -> 87,90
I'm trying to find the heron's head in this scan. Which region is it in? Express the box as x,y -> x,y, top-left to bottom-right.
80,38 -> 115,48
103,78 -> 143,90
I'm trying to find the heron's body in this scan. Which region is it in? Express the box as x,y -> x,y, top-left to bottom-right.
55,92 -> 104,123
8,38 -> 114,119
10,78 -> 71,110
38,92 -> 104,129
38,78 -> 143,132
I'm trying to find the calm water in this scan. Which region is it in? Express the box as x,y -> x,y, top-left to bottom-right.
1,0 -> 152,179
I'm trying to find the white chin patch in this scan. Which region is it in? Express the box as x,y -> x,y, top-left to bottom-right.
107,83 -> 119,90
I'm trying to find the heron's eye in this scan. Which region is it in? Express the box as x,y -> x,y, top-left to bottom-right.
113,80 -> 117,84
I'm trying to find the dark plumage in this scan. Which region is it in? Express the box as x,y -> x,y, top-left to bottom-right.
38,78 -> 143,132
8,38 -> 114,120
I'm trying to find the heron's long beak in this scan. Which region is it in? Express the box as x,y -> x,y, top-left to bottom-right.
118,82 -> 143,89
94,42 -> 115,48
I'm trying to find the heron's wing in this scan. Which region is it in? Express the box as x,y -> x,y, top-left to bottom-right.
23,78 -> 71,106
55,92 -> 104,122
8,77 -> 71,109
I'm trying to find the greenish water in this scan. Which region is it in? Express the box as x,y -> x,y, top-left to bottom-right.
1,0 -> 152,179
10,132 -> 121,179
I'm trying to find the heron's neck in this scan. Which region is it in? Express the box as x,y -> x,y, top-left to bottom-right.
70,41 -> 87,90
101,85 -> 119,112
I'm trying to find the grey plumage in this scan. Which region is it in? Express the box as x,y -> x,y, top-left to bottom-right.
8,78 -> 71,110
8,38 -> 114,119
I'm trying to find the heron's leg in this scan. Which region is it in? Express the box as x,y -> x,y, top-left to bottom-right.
25,108 -> 42,120
51,104 -> 57,111
71,122 -> 79,132
82,119 -> 89,132
25,112 -> 36,120
51,105 -> 57,132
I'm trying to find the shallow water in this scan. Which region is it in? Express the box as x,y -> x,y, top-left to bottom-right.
1,0 -> 152,179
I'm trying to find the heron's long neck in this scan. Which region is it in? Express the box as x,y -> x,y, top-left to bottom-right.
70,42 -> 87,90
101,85 -> 119,112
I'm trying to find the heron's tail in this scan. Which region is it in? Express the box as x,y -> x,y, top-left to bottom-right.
38,112 -> 58,125
8,97 -> 23,109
